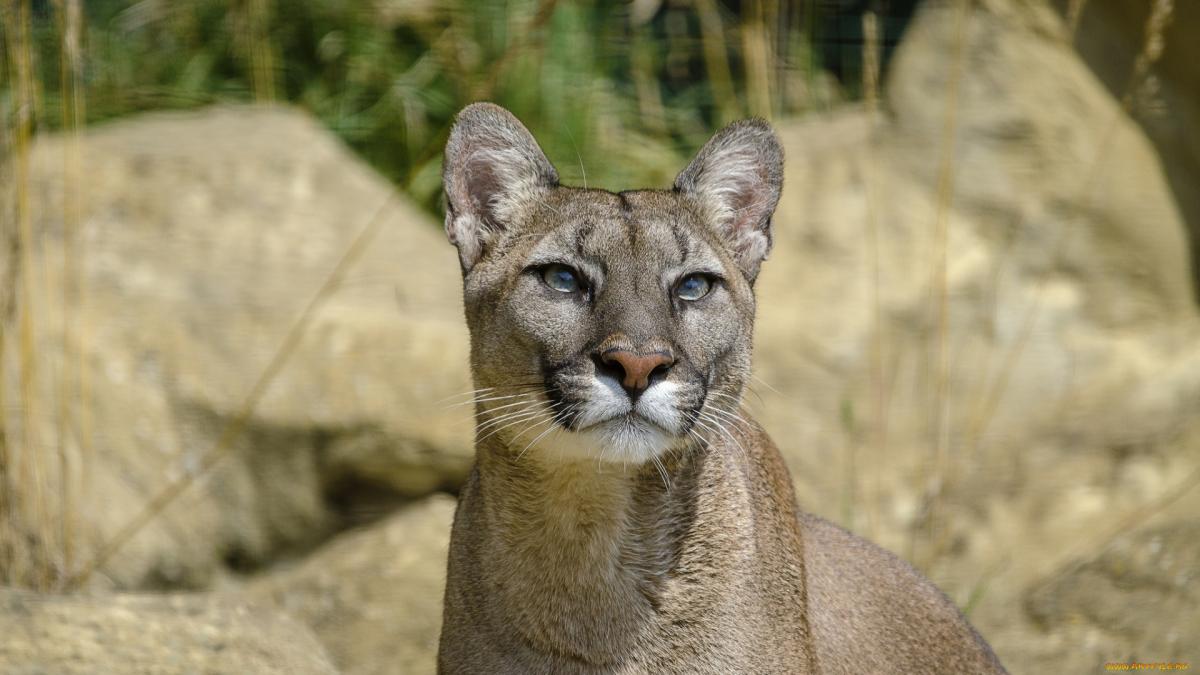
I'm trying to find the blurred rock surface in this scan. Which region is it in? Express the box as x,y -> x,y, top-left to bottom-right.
0,589 -> 338,674
3,0 -> 1199,672
245,493 -> 455,675
1024,519 -> 1199,671
10,105 -> 471,588
754,0 -> 1200,670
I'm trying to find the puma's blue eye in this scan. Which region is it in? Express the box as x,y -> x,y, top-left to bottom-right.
676,273 -> 712,301
541,264 -> 581,293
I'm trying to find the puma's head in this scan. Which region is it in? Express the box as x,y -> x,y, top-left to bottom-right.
443,103 -> 783,464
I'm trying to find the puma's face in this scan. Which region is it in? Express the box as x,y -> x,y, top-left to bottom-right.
462,189 -> 757,463
443,104 -> 783,464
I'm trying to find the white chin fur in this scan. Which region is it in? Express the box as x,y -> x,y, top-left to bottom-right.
542,418 -> 678,465
534,377 -> 686,465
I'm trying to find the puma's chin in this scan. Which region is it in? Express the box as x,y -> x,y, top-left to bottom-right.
544,414 -> 681,465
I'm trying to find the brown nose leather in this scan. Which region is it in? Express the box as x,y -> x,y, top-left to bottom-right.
600,350 -> 674,392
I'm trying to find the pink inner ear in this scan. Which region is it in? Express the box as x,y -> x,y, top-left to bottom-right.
463,156 -> 504,228
728,177 -> 770,234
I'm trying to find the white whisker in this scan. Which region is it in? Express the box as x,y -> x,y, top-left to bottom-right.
476,406 -> 551,443
444,390 -> 540,409
694,412 -> 749,462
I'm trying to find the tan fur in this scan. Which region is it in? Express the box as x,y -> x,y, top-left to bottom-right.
437,103 -> 1007,674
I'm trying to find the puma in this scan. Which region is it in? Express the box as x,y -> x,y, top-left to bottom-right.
437,102 -> 1007,674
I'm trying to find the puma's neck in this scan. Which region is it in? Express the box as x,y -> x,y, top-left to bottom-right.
469,438 -> 706,663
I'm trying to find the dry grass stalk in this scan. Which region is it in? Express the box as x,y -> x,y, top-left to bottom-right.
0,60 -> 14,584
1123,0 -> 1172,114
860,8 -> 884,541
915,0 -> 973,570
4,0 -> 60,590
51,0 -> 86,581
693,0 -> 741,124
740,0 -> 773,119
1035,459 -> 1200,592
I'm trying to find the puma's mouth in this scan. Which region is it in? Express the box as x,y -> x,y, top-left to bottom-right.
576,410 -> 669,435
531,353 -> 713,463
548,413 -> 679,464
533,374 -> 705,464
548,377 -> 691,435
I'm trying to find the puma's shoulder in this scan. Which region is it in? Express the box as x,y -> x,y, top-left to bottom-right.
800,512 -> 1007,674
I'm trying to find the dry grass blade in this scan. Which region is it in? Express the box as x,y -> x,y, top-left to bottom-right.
5,0 -> 58,589
64,193 -> 396,589
916,0 -> 973,569
47,0 -> 86,586
860,8 -> 884,541
1122,0 -> 1173,113
0,37 -> 13,582
741,0 -> 772,118
694,0 -> 741,124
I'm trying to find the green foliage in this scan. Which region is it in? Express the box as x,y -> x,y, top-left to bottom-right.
6,0 -> 827,214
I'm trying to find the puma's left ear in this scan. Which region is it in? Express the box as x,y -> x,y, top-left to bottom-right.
674,119 -> 783,281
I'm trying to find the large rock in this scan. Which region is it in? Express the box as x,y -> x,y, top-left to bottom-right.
750,0 -> 1200,670
756,0 -> 1199,526
3,105 -> 471,588
0,589 -> 337,674
246,494 -> 456,675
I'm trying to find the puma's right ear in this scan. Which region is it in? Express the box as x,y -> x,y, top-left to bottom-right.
443,103 -> 559,272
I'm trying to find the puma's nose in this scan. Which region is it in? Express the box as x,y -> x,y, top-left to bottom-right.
597,349 -> 675,398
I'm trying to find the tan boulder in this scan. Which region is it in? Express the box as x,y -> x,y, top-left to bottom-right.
0,589 -> 338,674
757,0 -> 1198,533
3,105 -> 472,588
750,0 -> 1200,669
245,494 -> 456,675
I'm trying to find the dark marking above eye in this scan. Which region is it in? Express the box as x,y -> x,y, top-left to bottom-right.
573,221 -> 593,260
672,221 -> 690,267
